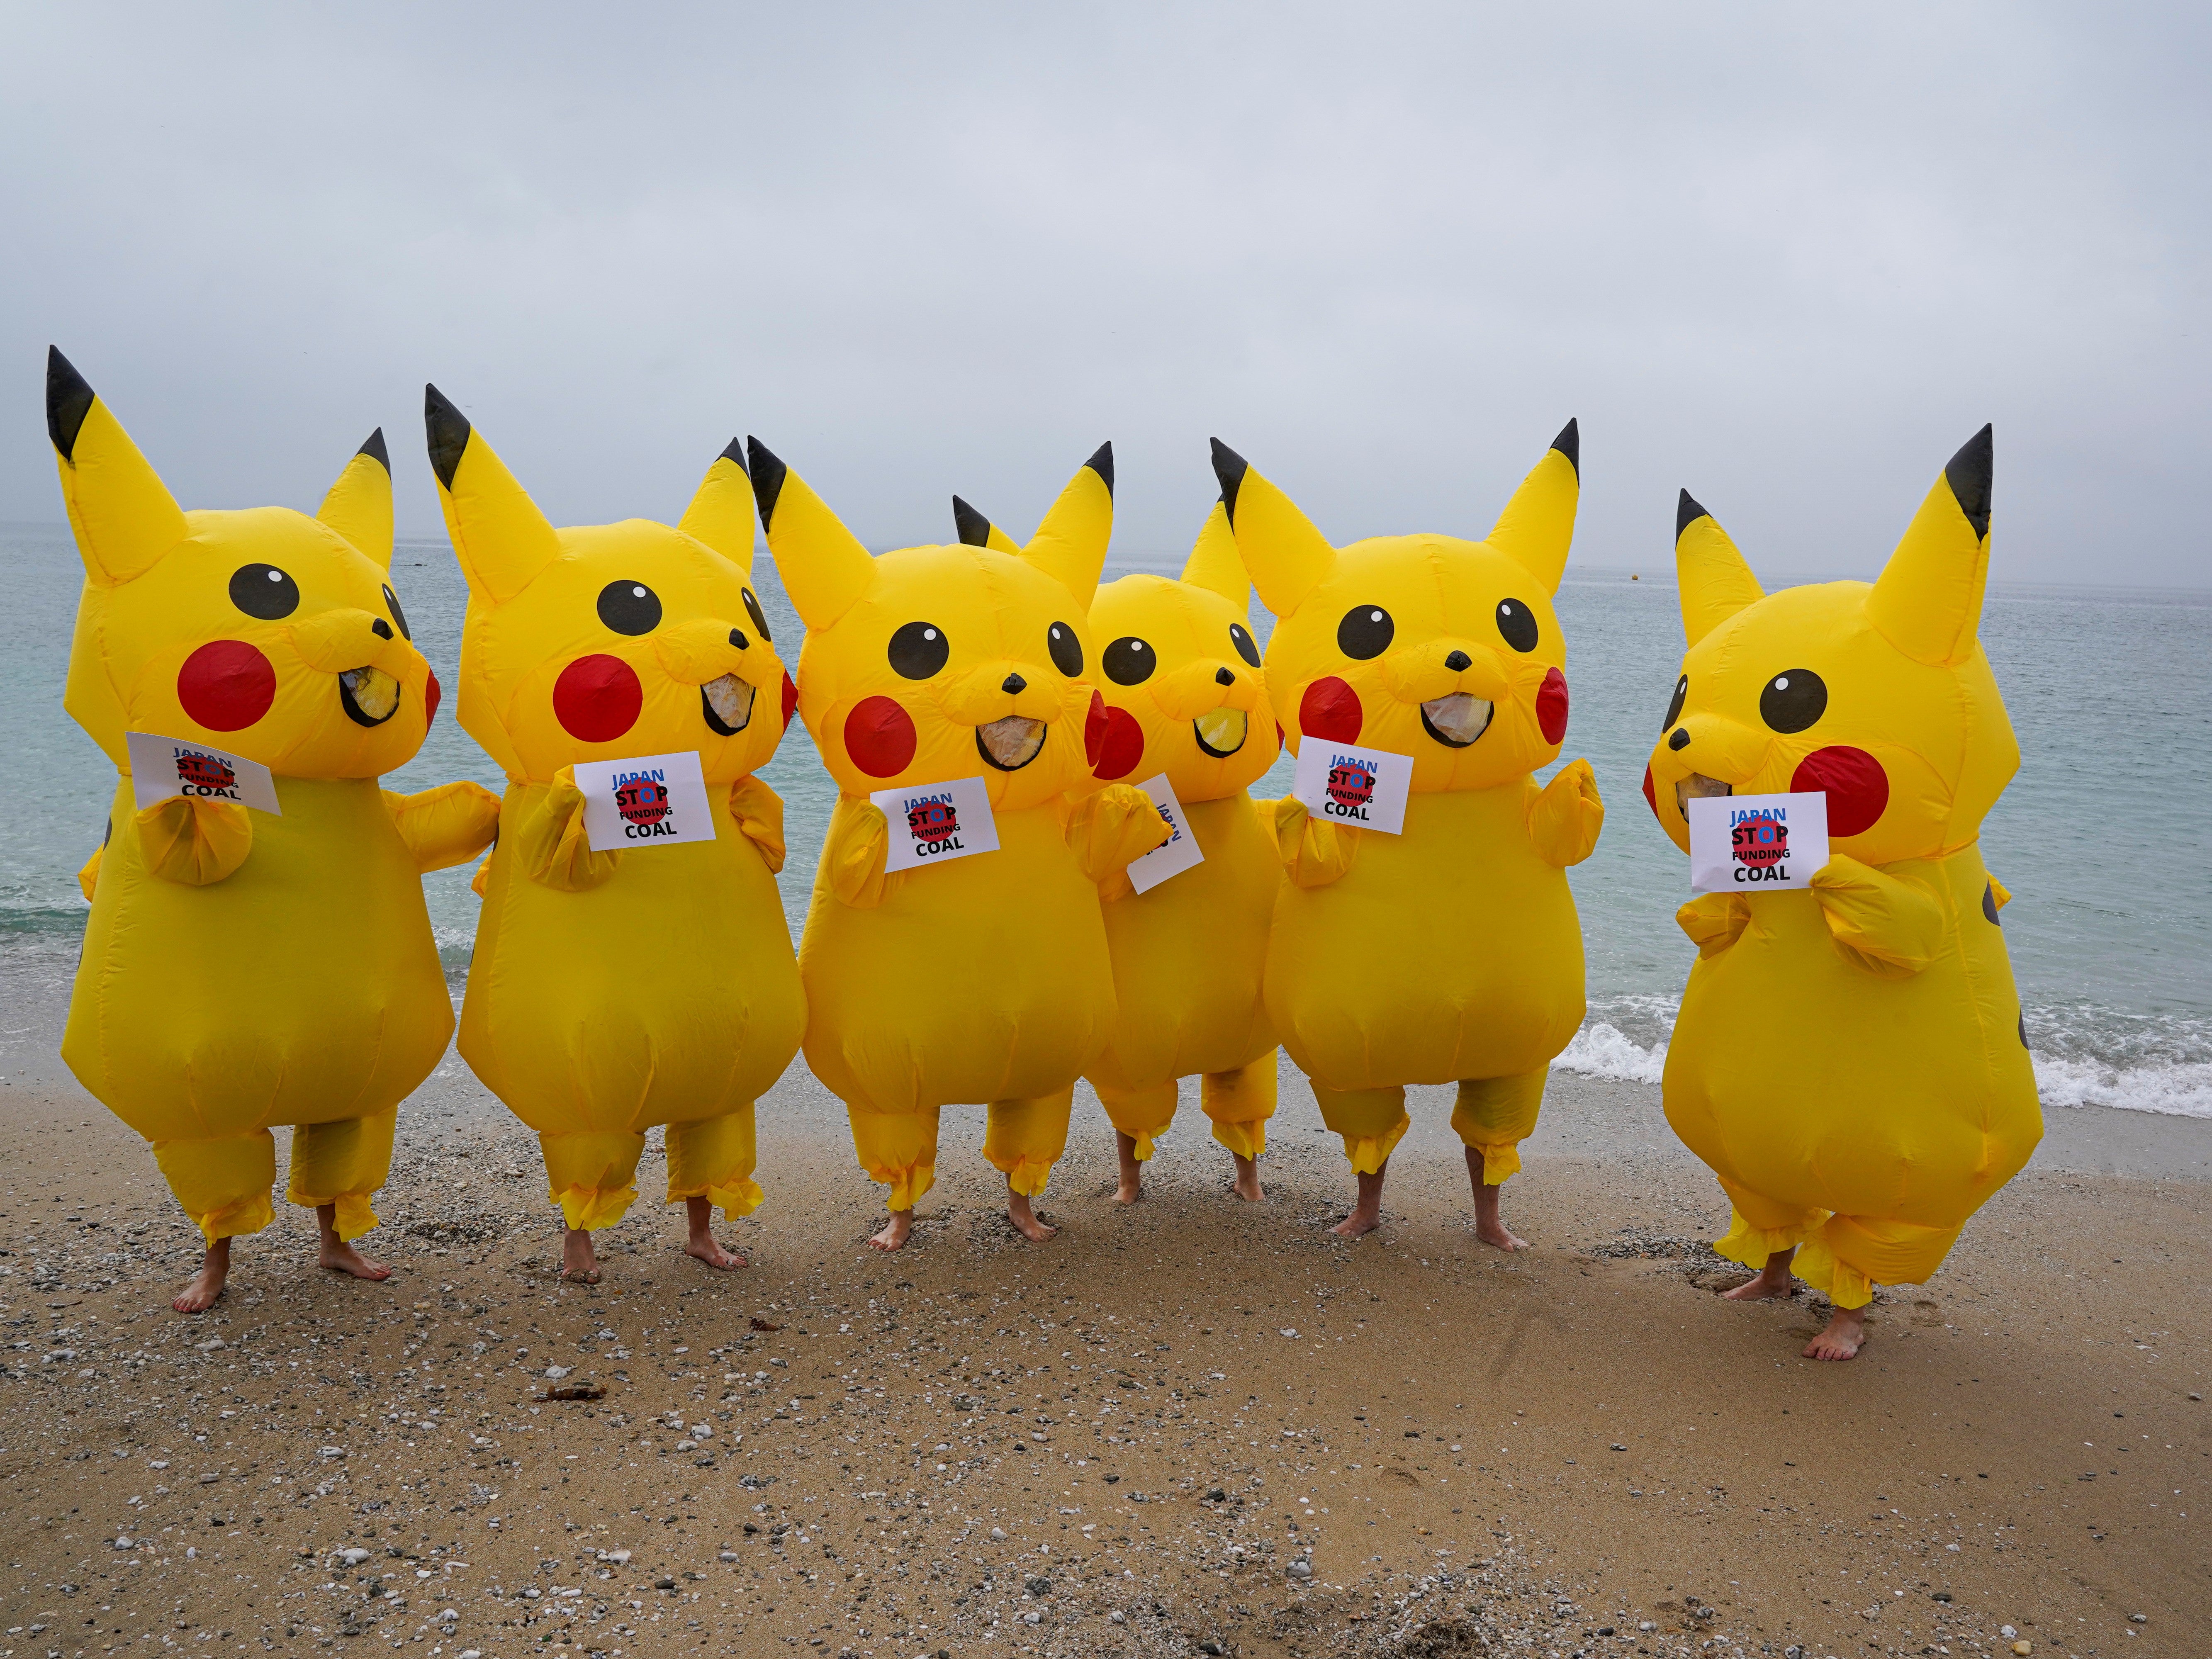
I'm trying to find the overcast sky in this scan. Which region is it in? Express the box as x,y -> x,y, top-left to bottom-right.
4,4 -> 2205,585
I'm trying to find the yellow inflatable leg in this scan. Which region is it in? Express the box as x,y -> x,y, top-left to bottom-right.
1710,1178 -> 1826,1272
152,1131 -> 277,1246
1449,1069 -> 1548,1185
1312,1082 -> 1409,1175
983,1087 -> 1075,1198
1202,1054 -> 1278,1161
286,1107 -> 397,1242
848,1103 -> 940,1212
1094,1080 -> 1179,1162
1795,1214 -> 1964,1311
540,1131 -> 646,1232
665,1108 -> 764,1219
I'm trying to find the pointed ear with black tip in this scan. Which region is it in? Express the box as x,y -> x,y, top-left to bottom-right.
677,438 -> 759,576
317,429 -> 395,569
424,385 -> 560,602
951,496 -> 1021,554
1209,438 -> 1333,617
1022,441 -> 1115,607
1179,498 -> 1247,607
1486,418 -> 1580,594
1867,425 -> 1993,667
46,346 -> 187,586
1675,489 -> 1765,647
747,437 -> 875,630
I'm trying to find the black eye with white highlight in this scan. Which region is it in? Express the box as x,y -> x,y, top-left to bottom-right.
1662,675 -> 1688,732
1104,636 -> 1154,686
1047,622 -> 1083,677
888,621 -> 949,679
597,580 -> 662,635
1337,605 -> 1394,659
1759,669 -> 1828,734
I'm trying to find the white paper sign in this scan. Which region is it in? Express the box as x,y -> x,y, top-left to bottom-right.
126,731 -> 282,815
872,775 -> 1001,873
1688,790 -> 1830,895
1292,738 -> 1414,836
1125,773 -> 1205,895
574,749 -> 718,853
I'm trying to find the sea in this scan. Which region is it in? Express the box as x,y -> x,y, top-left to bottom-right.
6,522 -> 2208,1119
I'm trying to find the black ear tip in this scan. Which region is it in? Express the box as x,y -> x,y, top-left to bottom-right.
357,427 -> 391,472
1208,438 -> 1250,523
1085,440 -> 1114,498
951,496 -> 992,548
1676,489 -> 1711,540
1944,423 -> 1993,540
1550,417 -> 1580,474
46,345 -> 96,462
744,437 -> 787,531
421,384 -> 472,491
716,435 -> 749,476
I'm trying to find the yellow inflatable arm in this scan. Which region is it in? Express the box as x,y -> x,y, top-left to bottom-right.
729,775 -> 788,874
77,843 -> 103,901
1268,796 -> 1357,889
1990,874 -> 2012,911
1809,855 -> 1947,977
382,780 -> 501,874
136,795 -> 252,885
512,766 -> 616,892
1065,782 -> 1172,886
1527,757 -> 1604,868
1675,892 -> 1751,957
824,798 -> 892,909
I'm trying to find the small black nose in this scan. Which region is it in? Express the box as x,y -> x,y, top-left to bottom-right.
1215,667 -> 1236,686
1668,727 -> 1691,750
1002,673 -> 1027,695
371,618 -> 394,641
1444,649 -> 1471,672
728,628 -> 750,650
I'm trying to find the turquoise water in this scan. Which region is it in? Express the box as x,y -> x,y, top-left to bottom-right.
7,524 -> 2207,1115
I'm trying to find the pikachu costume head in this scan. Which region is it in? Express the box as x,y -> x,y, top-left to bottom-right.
951,493 -> 1278,803
1210,423 -> 1579,792
751,438 -> 1115,812
50,347 -> 435,778
424,387 -> 792,786
1643,426 -> 2016,868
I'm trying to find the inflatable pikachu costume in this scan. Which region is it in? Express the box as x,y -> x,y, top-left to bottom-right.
1645,427 -> 2040,1309
427,389 -> 805,1231
51,348 -> 497,1246
1212,426 -> 1604,1182
955,495 -> 1283,1165
750,440 -> 1167,1213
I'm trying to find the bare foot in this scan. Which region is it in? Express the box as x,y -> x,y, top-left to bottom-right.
867,1210 -> 914,1253
1465,1151 -> 1527,1250
1007,1189 -> 1058,1243
1803,1304 -> 1867,1361
1112,1131 -> 1144,1206
1229,1152 -> 1263,1203
173,1237 -> 231,1314
684,1196 -> 747,1270
1722,1246 -> 1797,1301
561,1227 -> 601,1284
1331,1167 -> 1387,1238
314,1204 -> 391,1282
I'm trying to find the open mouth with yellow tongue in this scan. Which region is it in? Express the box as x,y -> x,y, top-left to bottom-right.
1193,707 -> 1248,759
338,665 -> 401,728
701,673 -> 756,736
1419,692 -> 1493,748
976,715 -> 1047,772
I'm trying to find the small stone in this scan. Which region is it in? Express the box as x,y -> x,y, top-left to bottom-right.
1109,1610 -> 1125,1624
2014,1644 -> 2032,1656
114,1537 -> 132,1550
718,1550 -> 738,1563
602,1549 -> 630,1565
1287,1559 -> 1312,1579
339,1548 -> 372,1567
544,1364 -> 570,1380
2129,1614 -> 2146,1624
2001,1627 -> 2017,1640
990,1527 -> 1006,1540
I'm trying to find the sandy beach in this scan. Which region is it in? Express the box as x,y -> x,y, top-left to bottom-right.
1,963 -> 2206,1659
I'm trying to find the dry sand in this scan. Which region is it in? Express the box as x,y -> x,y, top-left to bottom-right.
1,964 -> 2207,1659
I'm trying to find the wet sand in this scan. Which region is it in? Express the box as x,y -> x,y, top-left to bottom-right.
1,964 -> 2207,1659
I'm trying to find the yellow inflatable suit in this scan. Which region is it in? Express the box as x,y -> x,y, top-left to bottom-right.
750,439 -> 1166,1248
956,495 -> 1283,1197
427,389 -> 805,1273
1645,426 -> 2040,1347
50,348 -> 498,1307
1212,425 -> 1604,1239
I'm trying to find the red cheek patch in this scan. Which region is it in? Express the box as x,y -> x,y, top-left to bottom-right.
552,653 -> 642,743
1085,691 -> 1108,768
424,667 -> 442,730
177,640 -> 275,732
844,695 -> 916,778
1536,667 -> 1570,745
1299,676 -> 1362,744
1641,762 -> 1657,820
1792,744 -> 1889,837
1093,706 -> 1146,780
781,671 -> 800,732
